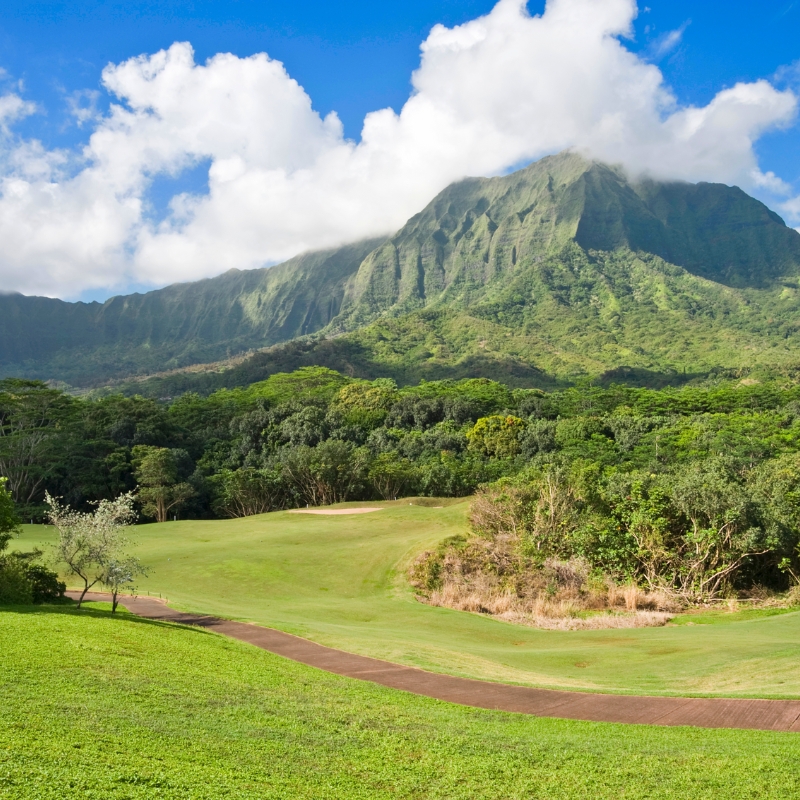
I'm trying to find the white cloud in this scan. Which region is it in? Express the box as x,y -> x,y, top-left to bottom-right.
66,89 -> 102,128
647,20 -> 690,60
0,93 -> 36,134
0,0 -> 797,298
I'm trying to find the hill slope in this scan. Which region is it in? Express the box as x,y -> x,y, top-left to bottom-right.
0,237 -> 383,384
334,151 -> 800,327
316,152 -> 800,384
4,150 -> 800,389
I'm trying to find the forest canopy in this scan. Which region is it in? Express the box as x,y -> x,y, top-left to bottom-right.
2,367 -> 800,600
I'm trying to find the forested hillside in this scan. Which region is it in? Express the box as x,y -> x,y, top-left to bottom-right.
0,238 -> 382,384
4,151 -> 800,390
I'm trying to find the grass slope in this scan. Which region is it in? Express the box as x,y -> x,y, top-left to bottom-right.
15,501 -> 800,698
3,604 -> 800,799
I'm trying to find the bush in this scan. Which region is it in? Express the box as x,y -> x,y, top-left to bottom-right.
0,556 -> 66,605
788,584 -> 800,607
26,564 -> 66,603
0,558 -> 33,604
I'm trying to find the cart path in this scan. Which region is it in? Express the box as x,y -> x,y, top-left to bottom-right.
68,591 -> 800,732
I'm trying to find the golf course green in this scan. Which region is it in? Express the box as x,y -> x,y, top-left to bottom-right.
13,499 -> 800,698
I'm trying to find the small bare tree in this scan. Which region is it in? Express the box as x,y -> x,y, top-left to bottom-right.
101,556 -> 147,613
47,491 -> 137,609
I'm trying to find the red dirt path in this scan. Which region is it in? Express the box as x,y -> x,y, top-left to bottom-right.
67,591 -> 800,732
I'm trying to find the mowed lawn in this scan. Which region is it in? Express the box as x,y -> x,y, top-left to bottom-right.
2,603 -> 800,800
13,499 -> 800,698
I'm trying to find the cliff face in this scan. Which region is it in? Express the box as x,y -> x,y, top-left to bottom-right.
334,151 -> 800,331
3,149 -> 800,388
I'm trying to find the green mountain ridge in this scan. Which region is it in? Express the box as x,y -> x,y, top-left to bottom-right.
0,238 -> 384,384
335,152 -> 800,328
4,150 -> 800,390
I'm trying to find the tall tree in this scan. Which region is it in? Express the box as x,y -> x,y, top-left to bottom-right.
0,380 -> 73,507
0,476 -> 19,547
0,476 -> 28,603
211,467 -> 285,518
132,446 -> 195,523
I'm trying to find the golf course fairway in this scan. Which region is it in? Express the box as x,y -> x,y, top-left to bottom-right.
14,498 -> 800,698
6,604 -> 800,799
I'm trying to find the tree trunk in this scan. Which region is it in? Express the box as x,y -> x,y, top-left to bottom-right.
75,575 -> 98,609
76,577 -> 89,609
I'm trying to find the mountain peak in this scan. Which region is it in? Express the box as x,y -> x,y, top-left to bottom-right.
3,150 -> 800,388
332,151 -> 800,330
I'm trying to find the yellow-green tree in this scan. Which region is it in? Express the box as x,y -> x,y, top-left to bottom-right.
467,415 -> 526,459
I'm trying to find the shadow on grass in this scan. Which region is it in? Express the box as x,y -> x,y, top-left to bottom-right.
0,600 -> 220,637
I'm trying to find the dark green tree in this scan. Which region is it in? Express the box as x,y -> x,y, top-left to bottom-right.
132,446 -> 195,522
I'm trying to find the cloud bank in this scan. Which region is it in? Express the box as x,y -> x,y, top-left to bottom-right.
0,0 -> 797,298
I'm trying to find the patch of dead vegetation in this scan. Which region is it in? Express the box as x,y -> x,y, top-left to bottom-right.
425,581 -> 674,630
410,532 -> 680,631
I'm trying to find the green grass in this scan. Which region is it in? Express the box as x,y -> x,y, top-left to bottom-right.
2,603 -> 800,799
13,500 -> 800,698
670,607 -> 799,626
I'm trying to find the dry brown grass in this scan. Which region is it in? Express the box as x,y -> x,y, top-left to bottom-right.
508,611 -> 674,631
788,584 -> 800,607
418,562 -> 678,630
410,497 -> 686,631
424,583 -> 674,630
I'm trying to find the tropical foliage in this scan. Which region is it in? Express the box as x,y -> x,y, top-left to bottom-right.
2,367 -> 800,604
0,476 -> 64,604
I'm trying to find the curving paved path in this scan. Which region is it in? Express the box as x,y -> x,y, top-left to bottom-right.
67,591 -> 800,732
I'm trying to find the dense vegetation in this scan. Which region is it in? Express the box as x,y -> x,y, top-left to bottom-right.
0,477 -> 64,604
3,366 -> 800,607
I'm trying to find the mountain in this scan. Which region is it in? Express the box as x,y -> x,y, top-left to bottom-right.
0,238 -> 383,385
4,150 -> 800,390
334,151 -> 800,328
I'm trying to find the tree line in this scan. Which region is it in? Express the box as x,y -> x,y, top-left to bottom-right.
2,366 -> 800,598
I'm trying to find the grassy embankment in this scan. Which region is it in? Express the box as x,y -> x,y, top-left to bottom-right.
2,602 -> 800,799
14,499 -> 800,698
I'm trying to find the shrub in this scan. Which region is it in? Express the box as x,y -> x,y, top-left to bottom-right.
0,549 -> 65,604
788,584 -> 800,607
26,563 -> 66,603
0,558 -> 33,604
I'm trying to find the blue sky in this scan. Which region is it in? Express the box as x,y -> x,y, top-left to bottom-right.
0,0 -> 798,299
3,1 -> 799,154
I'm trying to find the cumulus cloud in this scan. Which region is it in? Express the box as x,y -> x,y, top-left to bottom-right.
0,0 -> 797,298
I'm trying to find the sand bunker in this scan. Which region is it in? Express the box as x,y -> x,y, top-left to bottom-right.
287,507 -> 384,515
